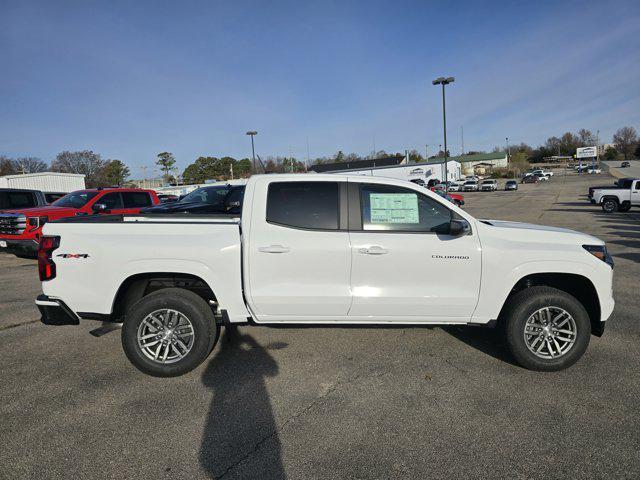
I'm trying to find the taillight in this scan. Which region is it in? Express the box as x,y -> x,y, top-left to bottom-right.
38,236 -> 60,281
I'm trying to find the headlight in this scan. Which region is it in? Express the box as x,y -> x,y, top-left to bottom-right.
583,244 -> 614,268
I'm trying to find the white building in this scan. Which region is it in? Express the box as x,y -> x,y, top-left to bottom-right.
309,156 -> 461,184
0,172 -> 86,193
426,152 -> 509,176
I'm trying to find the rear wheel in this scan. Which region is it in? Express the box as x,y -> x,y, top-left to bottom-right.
122,288 -> 219,377
501,286 -> 591,371
601,198 -> 618,213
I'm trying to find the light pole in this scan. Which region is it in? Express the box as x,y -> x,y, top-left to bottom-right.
425,144 -> 429,160
506,137 -> 510,162
433,76 -> 455,192
246,131 -> 258,173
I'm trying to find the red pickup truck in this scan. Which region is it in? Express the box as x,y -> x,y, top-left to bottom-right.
0,188 -> 159,257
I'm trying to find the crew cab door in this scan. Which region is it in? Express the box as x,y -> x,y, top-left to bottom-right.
347,181 -> 481,321
246,179 -> 352,321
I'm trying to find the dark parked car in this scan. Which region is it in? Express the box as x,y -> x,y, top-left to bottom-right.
505,180 -> 518,190
621,161 -> 630,167
521,175 -> 539,184
142,183 -> 246,215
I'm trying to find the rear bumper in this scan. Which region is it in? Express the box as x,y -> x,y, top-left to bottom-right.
36,294 -> 80,325
1,238 -> 38,256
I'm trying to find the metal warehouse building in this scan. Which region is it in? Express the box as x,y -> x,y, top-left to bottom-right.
0,172 -> 86,193
309,155 -> 462,183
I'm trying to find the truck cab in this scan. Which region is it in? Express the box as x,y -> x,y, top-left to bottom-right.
0,188 -> 159,256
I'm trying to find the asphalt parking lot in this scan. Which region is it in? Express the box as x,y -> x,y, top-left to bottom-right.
1,172 -> 639,480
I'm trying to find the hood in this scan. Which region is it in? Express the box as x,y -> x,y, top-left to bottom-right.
0,205 -> 78,217
479,219 -> 603,245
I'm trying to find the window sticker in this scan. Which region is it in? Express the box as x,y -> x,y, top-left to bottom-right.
369,193 -> 419,223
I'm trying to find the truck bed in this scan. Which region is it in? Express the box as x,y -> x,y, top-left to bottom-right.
41,214 -> 248,322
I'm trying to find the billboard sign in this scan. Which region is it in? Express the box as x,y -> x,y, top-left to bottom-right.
576,146 -> 597,158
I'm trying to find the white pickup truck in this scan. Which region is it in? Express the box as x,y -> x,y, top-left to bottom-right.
592,178 -> 640,212
36,174 -> 614,376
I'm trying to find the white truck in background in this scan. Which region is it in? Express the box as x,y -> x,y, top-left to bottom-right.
592,178 -> 640,212
36,174 -> 614,377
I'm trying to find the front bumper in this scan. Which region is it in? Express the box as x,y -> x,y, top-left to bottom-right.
0,238 -> 39,256
36,294 -> 80,325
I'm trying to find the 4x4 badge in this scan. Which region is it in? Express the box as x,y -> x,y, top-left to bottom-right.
56,253 -> 90,258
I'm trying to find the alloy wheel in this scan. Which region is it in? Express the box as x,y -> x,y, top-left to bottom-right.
523,306 -> 577,359
137,309 -> 195,364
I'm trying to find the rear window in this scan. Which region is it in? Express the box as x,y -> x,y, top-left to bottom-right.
44,193 -> 66,204
267,182 -> 339,230
0,191 -> 37,209
122,192 -> 152,208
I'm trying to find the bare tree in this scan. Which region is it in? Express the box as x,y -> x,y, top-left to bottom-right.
577,129 -> 596,146
51,150 -> 106,187
613,126 -> 638,160
15,157 -> 48,174
0,156 -> 17,176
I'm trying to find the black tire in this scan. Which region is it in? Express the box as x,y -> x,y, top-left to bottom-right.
122,288 -> 220,377
454,200 -> 462,207
618,202 -> 631,212
501,286 -> 591,371
601,198 -> 618,213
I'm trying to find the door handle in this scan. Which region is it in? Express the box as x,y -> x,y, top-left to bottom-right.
258,245 -> 291,254
358,246 -> 389,255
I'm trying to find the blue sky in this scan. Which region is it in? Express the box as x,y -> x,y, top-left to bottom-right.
1,0 -> 639,175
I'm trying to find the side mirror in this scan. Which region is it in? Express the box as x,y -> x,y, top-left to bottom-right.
225,200 -> 241,211
92,203 -> 108,213
449,219 -> 471,237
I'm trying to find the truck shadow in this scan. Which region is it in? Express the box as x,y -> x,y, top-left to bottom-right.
441,325 -> 519,367
199,328 -> 286,479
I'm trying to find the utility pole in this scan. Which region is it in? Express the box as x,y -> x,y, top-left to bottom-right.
433,76 -> 455,191
506,137 -> 510,163
596,129 -> 600,168
246,131 -> 258,174
306,136 -> 310,171
425,144 -> 429,160
461,126 -> 465,155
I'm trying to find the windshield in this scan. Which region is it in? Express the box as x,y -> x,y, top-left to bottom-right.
52,191 -> 99,208
180,186 -> 231,205
482,180 -> 494,184
465,181 -> 477,185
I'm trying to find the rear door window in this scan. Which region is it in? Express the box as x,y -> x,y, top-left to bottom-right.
267,182 -> 339,230
122,192 -> 153,208
99,192 -> 124,210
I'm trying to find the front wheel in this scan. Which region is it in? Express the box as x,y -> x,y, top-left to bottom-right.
601,199 -> 618,213
502,286 -> 591,371
122,288 -> 219,377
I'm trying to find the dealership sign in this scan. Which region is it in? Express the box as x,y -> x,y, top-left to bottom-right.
576,146 -> 597,158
